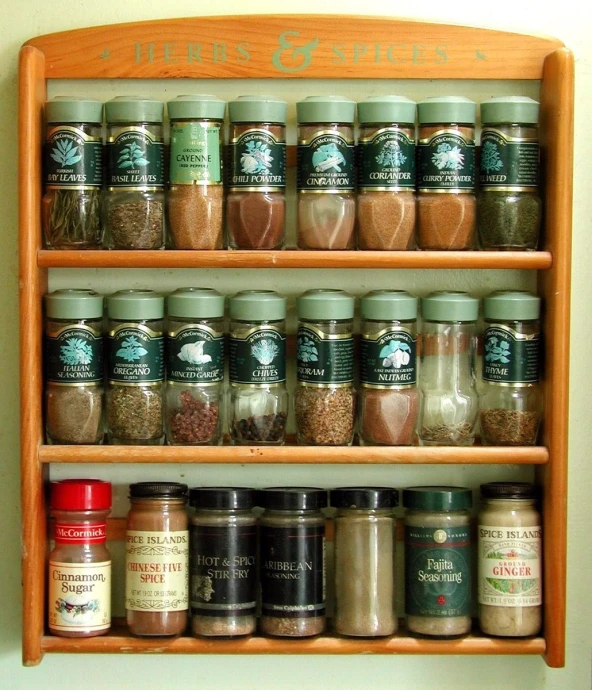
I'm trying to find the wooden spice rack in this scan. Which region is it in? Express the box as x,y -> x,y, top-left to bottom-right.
19,14 -> 572,667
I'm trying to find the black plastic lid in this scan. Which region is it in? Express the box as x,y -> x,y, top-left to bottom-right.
403,486 -> 472,511
129,482 -> 188,499
258,487 -> 328,511
189,487 -> 256,510
480,482 -> 539,499
330,487 -> 399,509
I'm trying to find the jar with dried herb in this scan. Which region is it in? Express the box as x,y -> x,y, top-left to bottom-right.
297,96 -> 356,249
417,97 -> 477,250
359,290 -> 418,445
418,291 -> 479,446
227,96 -> 287,249
229,291 -> 288,444
295,290 -> 355,445
167,95 -> 225,249
479,291 -> 542,445
43,97 -> 104,249
45,289 -> 104,445
106,290 -> 164,444
478,97 -> 541,250
103,96 -> 165,249
357,96 -> 416,250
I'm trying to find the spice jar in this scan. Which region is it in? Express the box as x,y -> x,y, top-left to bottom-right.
167,95 -> 225,249
259,487 -> 327,637
45,289 -> 104,445
295,290 -> 355,445
479,291 -> 542,445
166,288 -> 225,445
331,487 -> 399,637
297,96 -> 356,249
478,97 -> 541,250
126,482 -> 189,636
189,487 -> 257,637
418,291 -> 479,446
229,291 -> 288,444
417,97 -> 477,250
403,486 -> 472,637
42,97 -> 104,249
103,96 -> 165,249
106,290 -> 164,444
357,96 -> 416,250
227,96 -> 287,249
49,479 -> 112,638
478,482 -> 542,637
359,290 -> 418,445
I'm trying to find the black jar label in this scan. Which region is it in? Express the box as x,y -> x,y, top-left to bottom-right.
108,325 -> 164,383
297,132 -> 355,191
296,326 -> 354,385
480,129 -> 539,189
45,126 -> 102,189
360,328 -> 416,387
230,129 -> 286,191
167,326 -> 224,384
482,326 -> 540,384
417,130 -> 475,191
229,327 -> 286,385
107,128 -> 164,188
358,129 -> 415,190
45,326 -> 103,384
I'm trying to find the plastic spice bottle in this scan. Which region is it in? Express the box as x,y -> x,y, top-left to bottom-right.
479,291 -> 542,445
126,482 -> 189,636
106,290 -> 164,445
227,96 -> 287,249
478,97 -> 541,250
167,95 -> 225,249
359,290 -> 419,445
189,487 -> 257,637
229,291 -> 288,444
478,482 -> 542,637
259,487 -> 327,637
49,479 -> 112,638
45,289 -> 104,445
294,290 -> 356,445
42,97 -> 104,249
331,487 -> 399,637
417,97 -> 477,250
403,486 -> 473,637
297,96 -> 356,249
357,96 -> 417,250
165,288 -> 225,445
418,291 -> 479,446
103,96 -> 166,249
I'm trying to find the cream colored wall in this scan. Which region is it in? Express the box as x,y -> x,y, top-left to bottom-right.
1,2 -> 590,689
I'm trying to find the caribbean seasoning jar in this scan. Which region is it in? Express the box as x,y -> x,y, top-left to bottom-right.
126,482 -> 189,637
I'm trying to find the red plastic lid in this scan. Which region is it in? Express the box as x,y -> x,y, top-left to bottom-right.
51,479 -> 112,511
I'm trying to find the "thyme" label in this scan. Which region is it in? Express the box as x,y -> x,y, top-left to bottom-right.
483,325 -> 540,384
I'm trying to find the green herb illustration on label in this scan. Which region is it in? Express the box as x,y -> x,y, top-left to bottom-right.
51,139 -> 82,167
45,127 -> 102,189
55,598 -> 100,617
480,130 -> 539,188
358,130 -> 415,189
482,326 -> 540,384
116,336 -> 148,361
117,141 -> 149,168
298,133 -> 355,191
431,142 -> 465,171
231,130 -> 285,189
107,130 -> 164,188
45,327 -> 103,383
296,327 -> 354,384
229,329 -> 286,385
481,140 -> 504,174
418,131 -> 475,190
485,550 -> 538,595
251,338 -> 280,364
377,140 -> 407,167
360,330 -> 416,387
60,338 -> 93,366
108,326 -> 164,383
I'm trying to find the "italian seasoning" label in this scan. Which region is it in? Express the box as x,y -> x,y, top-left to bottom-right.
358,129 -> 415,190
169,121 -> 222,185
108,324 -> 164,384
107,128 -> 164,188
230,129 -> 285,190
167,325 -> 224,384
480,129 -> 539,189
360,328 -> 416,387
45,125 -> 102,189
417,129 -> 475,191
298,132 -> 355,191
229,327 -> 286,385
483,325 -> 540,384
296,326 -> 354,385
45,325 -> 103,384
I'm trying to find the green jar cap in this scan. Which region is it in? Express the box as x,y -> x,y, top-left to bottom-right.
166,288 -> 225,319
421,291 -> 479,323
357,96 -> 416,125
45,97 -> 103,124
105,96 -> 164,123
483,290 -> 541,321
107,290 -> 164,320
45,289 -> 104,320
361,290 -> 418,321
481,97 -> 539,125
297,96 -> 356,124
229,290 -> 286,321
418,96 -> 477,125
403,486 -> 473,511
229,95 -> 287,124
167,94 -> 226,121
297,289 -> 355,321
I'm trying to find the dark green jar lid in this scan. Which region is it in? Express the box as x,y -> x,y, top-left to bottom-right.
167,94 -> 226,121
107,290 -> 164,320
45,289 -> 104,320
481,96 -> 539,125
297,95 -> 356,124
229,290 -> 286,321
45,97 -> 103,124
297,289 -> 355,321
421,291 -> 479,322
361,290 -> 418,321
483,290 -> 541,321
418,96 -> 477,125
357,96 -> 416,125
166,288 -> 225,319
403,486 -> 473,511
105,96 -> 164,123
229,95 -> 287,123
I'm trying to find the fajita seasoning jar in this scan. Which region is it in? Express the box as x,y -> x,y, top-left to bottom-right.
297,96 -> 356,250
45,289 -> 104,445
357,96 -> 417,250
417,97 -> 477,250
167,95 -> 225,249
42,97 -> 104,249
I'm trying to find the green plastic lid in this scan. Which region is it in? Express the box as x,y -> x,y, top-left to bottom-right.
297,289 -> 355,321
483,290 -> 541,321
403,486 -> 473,511
105,96 -> 164,124
357,96 -> 416,125
297,96 -> 356,124
166,288 -> 225,319
229,290 -> 286,322
107,290 -> 164,320
421,291 -> 479,322
360,290 -> 418,321
229,96 -> 287,124
45,97 -> 103,124
45,289 -> 104,320
418,96 -> 477,125
167,94 -> 226,121
481,97 -> 539,125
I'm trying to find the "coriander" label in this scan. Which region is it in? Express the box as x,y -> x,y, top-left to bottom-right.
358,129 -> 415,190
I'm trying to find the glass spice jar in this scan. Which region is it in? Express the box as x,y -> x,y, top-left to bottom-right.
297,96 -> 356,250
357,96 -> 417,250
103,96 -> 166,249
167,95 -> 225,249
165,288 -> 225,446
42,97 -> 104,249
478,97 -> 542,250
44,289 -> 104,445
479,291 -> 542,446
359,290 -> 419,445
417,97 -> 477,250
227,95 -> 287,249
49,479 -> 112,638
106,290 -> 164,445
294,290 -> 356,445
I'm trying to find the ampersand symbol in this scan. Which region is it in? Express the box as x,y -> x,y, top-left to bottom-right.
272,31 -> 319,73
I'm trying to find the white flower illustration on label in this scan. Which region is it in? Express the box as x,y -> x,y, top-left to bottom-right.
379,340 -> 411,368
241,140 -> 273,174
177,341 -> 212,365
376,140 -> 407,168
432,143 -> 465,171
